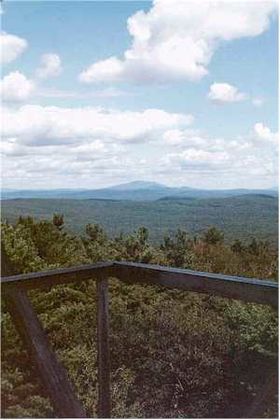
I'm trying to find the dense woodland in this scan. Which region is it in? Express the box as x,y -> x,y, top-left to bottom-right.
1,215 -> 278,418
2,194 -> 278,245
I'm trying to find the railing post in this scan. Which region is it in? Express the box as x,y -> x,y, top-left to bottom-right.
96,277 -> 111,418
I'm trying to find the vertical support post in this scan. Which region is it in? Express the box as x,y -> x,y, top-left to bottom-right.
96,277 -> 111,418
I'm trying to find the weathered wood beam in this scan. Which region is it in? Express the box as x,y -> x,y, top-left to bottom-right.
113,262 -> 278,308
2,261 -> 277,306
5,288 -> 87,418
1,262 -> 114,291
96,277 -> 111,418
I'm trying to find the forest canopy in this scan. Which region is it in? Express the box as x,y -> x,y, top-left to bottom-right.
1,215 -> 278,418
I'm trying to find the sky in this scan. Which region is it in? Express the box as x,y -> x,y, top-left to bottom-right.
1,0 -> 278,190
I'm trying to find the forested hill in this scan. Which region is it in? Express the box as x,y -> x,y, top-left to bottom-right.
1,193 -> 278,245
2,181 -> 277,201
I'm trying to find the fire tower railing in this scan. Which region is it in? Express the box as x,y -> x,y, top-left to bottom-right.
1,261 -> 278,418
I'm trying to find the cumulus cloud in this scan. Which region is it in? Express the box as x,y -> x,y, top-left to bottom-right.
79,0 -> 276,84
36,53 -> 62,79
254,122 -> 278,145
80,57 -> 123,84
0,71 -> 35,102
2,105 -> 193,147
0,31 -> 28,64
208,82 -> 247,103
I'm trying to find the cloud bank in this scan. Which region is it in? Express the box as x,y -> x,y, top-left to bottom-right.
1,104 -> 277,189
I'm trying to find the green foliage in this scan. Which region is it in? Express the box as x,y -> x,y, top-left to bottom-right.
1,215 -> 278,418
224,302 -> 278,355
2,194 -> 278,245
203,226 -> 224,245
113,227 -> 161,263
2,217 -> 89,273
1,310 -> 53,418
1,221 -> 44,273
161,229 -> 194,267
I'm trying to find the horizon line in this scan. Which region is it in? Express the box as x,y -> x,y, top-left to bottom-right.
1,182 -> 278,192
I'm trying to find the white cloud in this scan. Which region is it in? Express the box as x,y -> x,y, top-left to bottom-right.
80,57 -> 123,83
36,53 -> 62,79
254,122 -> 278,145
208,82 -> 247,103
0,31 -> 28,64
208,84 -> 265,107
163,128 -> 205,147
157,116 -> 278,187
79,0 -> 276,84
1,102 -> 277,189
37,86 -> 126,99
2,105 -> 193,147
0,71 -> 35,102
164,148 -> 230,171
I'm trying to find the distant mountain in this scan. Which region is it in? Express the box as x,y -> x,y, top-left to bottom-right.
1,181 -> 278,201
108,181 -> 169,191
158,193 -> 276,202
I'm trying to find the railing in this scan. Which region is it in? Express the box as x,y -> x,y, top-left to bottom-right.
1,261 -> 278,418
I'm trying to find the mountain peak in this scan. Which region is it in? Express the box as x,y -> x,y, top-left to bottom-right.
108,180 -> 168,191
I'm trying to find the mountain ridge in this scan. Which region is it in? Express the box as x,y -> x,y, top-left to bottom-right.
1,181 -> 278,201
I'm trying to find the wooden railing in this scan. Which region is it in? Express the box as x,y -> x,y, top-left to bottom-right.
1,261 -> 278,418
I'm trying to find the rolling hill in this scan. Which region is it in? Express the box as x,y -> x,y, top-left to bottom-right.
1,194 -> 278,246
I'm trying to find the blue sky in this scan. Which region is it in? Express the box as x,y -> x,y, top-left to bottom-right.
1,0 -> 278,189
